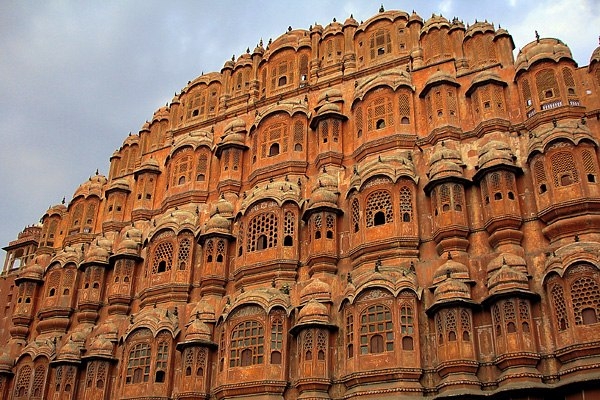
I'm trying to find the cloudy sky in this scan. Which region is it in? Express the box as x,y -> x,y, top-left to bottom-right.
0,0 -> 599,254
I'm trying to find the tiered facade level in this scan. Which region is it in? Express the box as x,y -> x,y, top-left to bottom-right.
2,7 -> 600,400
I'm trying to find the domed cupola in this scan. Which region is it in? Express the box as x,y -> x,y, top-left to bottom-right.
515,37 -> 575,75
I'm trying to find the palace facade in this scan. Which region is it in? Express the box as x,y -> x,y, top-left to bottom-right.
2,6 -> 600,400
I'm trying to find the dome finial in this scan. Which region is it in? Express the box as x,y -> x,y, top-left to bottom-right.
535,30 -> 540,42
379,4 -> 384,12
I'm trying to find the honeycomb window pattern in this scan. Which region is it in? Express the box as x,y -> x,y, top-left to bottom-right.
247,212 -> 278,252
152,242 -> 174,274
366,190 -> 393,227
303,329 -> 313,361
399,186 -> 412,222
571,275 -> 600,325
551,283 -> 569,331
316,329 -> 327,360
536,69 -> 560,101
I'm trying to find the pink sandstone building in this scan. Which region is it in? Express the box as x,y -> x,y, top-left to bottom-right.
2,6 -> 600,400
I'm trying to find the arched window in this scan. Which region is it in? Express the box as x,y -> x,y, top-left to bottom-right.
230,320 -> 264,367
360,304 -> 393,354
366,190 -> 393,227
247,212 -> 278,252
571,274 -> 600,325
283,211 -> 295,246
400,303 -> 414,350
550,282 -> 569,331
261,122 -> 286,158
367,96 -> 394,132
154,334 -> 170,383
126,343 -> 151,384
551,151 -> 579,187
170,149 -> 193,187
152,241 -> 174,274
369,29 -> 392,59
270,312 -> 284,364
536,69 -> 560,102
351,198 -> 360,233
400,186 -> 413,222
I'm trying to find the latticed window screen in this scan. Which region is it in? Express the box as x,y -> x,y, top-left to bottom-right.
320,120 -> 329,143
351,198 -> 360,232
197,153 -> 208,180
178,238 -> 191,269
562,67 -> 576,94
536,69 -> 560,101
317,329 -> 327,360
126,343 -> 151,384
171,152 -> 193,186
284,211 -> 295,244
152,242 -> 174,273
366,190 -> 393,227
71,203 -> 83,231
519,300 -> 531,332
230,320 -> 264,367
247,212 -> 278,252
551,283 -> 569,330
367,96 -> 393,131
303,330 -> 313,360
521,78 -> 532,107
493,86 -> 505,111
550,151 -> 579,186
369,29 -> 392,59
155,334 -> 169,381
460,309 -> 472,340
360,304 -> 394,354
326,214 -> 335,237
14,365 -> 32,399
331,119 -> 342,143
435,313 -> 444,344
293,121 -> 304,150
571,274 -> 600,325
355,106 -> 363,137
186,90 -> 206,120
346,313 -> 354,358
270,315 -> 284,363
398,92 -> 411,124
493,303 -> 502,336
399,186 -> 412,222
261,122 -> 287,157
445,309 -> 458,341
582,150 -> 597,177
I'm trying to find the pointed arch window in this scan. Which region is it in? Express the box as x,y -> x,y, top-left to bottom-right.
230,320 -> 264,367
366,190 -> 393,227
359,304 -> 394,354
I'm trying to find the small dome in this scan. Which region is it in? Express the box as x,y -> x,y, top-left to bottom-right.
433,258 -> 470,286
421,13 -> 450,35
428,159 -> 463,181
516,37 -> 575,74
18,260 -> 45,281
488,263 -> 529,295
297,299 -> 329,325
135,157 -> 160,174
300,279 -> 331,304
343,15 -> 359,28
84,235 -> 113,264
57,340 -> 81,362
0,352 -> 13,373
590,45 -> 600,68
205,212 -> 231,232
308,187 -> 339,209
185,317 -> 212,342
434,278 -> 471,303
88,336 -> 114,357
465,20 -> 495,39
115,225 -> 142,256
210,196 -> 235,218
487,253 -> 527,275
477,140 -> 515,171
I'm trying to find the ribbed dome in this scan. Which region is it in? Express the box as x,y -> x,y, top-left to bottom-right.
487,253 -> 527,275
88,336 -> 114,357
297,299 -> 329,325
433,258 -> 470,286
516,37 -> 574,73
185,317 -> 212,342
0,352 -> 13,373
488,263 -> 529,295
84,235 -> 113,264
57,340 -> 81,362
300,278 -> 331,304
205,212 -> 231,232
434,278 -> 471,303
477,140 -> 515,171
210,196 -> 235,218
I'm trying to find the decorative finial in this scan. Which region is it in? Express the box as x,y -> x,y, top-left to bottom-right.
375,257 -> 382,272
447,251 -> 452,260
288,26 -> 292,32
575,234 -> 580,242
61,197 -> 65,204
535,30 -> 540,42
379,4 -> 385,12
